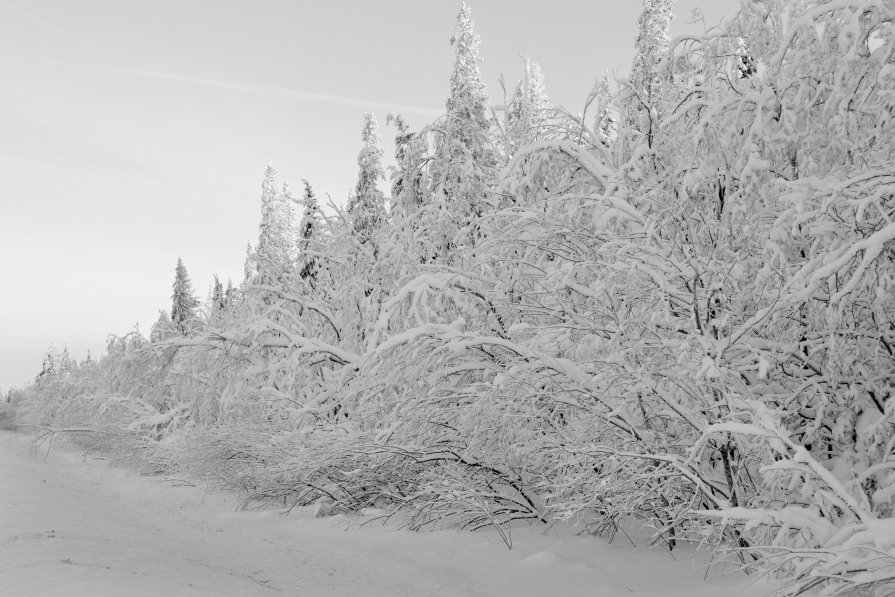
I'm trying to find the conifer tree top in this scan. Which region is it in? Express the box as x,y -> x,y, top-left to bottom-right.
254,163 -> 297,282
170,257 -> 199,334
348,113 -> 387,242
447,3 -> 489,116
356,113 -> 386,196
630,0 -> 675,96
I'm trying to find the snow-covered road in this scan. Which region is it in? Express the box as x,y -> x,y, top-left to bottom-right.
0,432 -> 768,596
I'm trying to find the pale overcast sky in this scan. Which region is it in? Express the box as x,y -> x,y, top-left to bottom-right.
0,0 -> 739,390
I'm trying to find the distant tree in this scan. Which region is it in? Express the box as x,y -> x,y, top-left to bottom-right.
386,114 -> 412,206
255,164 -> 297,286
150,310 -> 173,342
32,344 -> 74,385
625,0 -> 675,147
224,278 -> 236,309
591,74 -> 616,147
347,113 -> 387,247
243,241 -> 257,285
505,57 -> 550,153
171,257 -> 199,335
387,114 -> 430,217
206,274 -> 227,327
297,179 -> 321,285
34,346 -> 58,385
58,346 -> 74,376
211,275 -> 225,312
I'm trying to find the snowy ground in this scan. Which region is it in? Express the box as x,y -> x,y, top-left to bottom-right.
0,431 -> 771,596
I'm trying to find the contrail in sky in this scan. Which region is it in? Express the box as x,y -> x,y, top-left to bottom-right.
50,61 -> 444,117
0,3 -> 101,49
1,3 -> 442,117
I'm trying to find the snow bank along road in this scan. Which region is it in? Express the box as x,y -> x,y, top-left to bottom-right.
0,432 -> 767,596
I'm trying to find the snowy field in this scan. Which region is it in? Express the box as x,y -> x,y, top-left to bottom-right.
0,431 -> 770,596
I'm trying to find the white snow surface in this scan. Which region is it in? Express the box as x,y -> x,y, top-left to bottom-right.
0,432 -> 768,596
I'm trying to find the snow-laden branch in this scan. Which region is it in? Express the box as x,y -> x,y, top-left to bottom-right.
153,330 -> 358,366
367,272 -> 508,352
726,217 -> 895,350
368,323 -> 644,441
246,283 -> 342,340
502,140 -> 645,225
688,419 -> 868,522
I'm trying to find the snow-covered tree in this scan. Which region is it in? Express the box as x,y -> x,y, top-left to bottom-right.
430,2 -> 497,250
224,278 -> 236,306
211,275 -> 225,312
347,113 -> 387,246
625,0 -> 674,147
297,179 -> 321,285
34,347 -> 58,385
505,57 -> 550,153
255,164 -> 297,286
243,241 -> 257,284
150,309 -> 174,342
57,346 -> 74,376
33,345 -> 75,386
591,75 -> 616,147
386,114 -> 429,216
205,274 -> 228,327
171,257 -> 199,335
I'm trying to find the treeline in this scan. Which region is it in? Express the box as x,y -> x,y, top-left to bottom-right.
11,2 -> 895,595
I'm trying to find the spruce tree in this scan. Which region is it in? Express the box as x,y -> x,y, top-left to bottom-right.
431,2 -> 496,232
386,114 -> 412,208
58,347 -> 74,376
210,274 -> 226,322
243,241 -> 257,284
211,274 -> 226,311
150,309 -> 173,342
35,346 -> 58,384
592,74 -> 617,147
626,0 -> 675,147
386,114 -> 429,216
224,278 -> 236,309
506,57 -> 550,153
347,113 -> 387,246
255,164 -> 297,286
297,179 -> 321,284
171,257 -> 199,335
